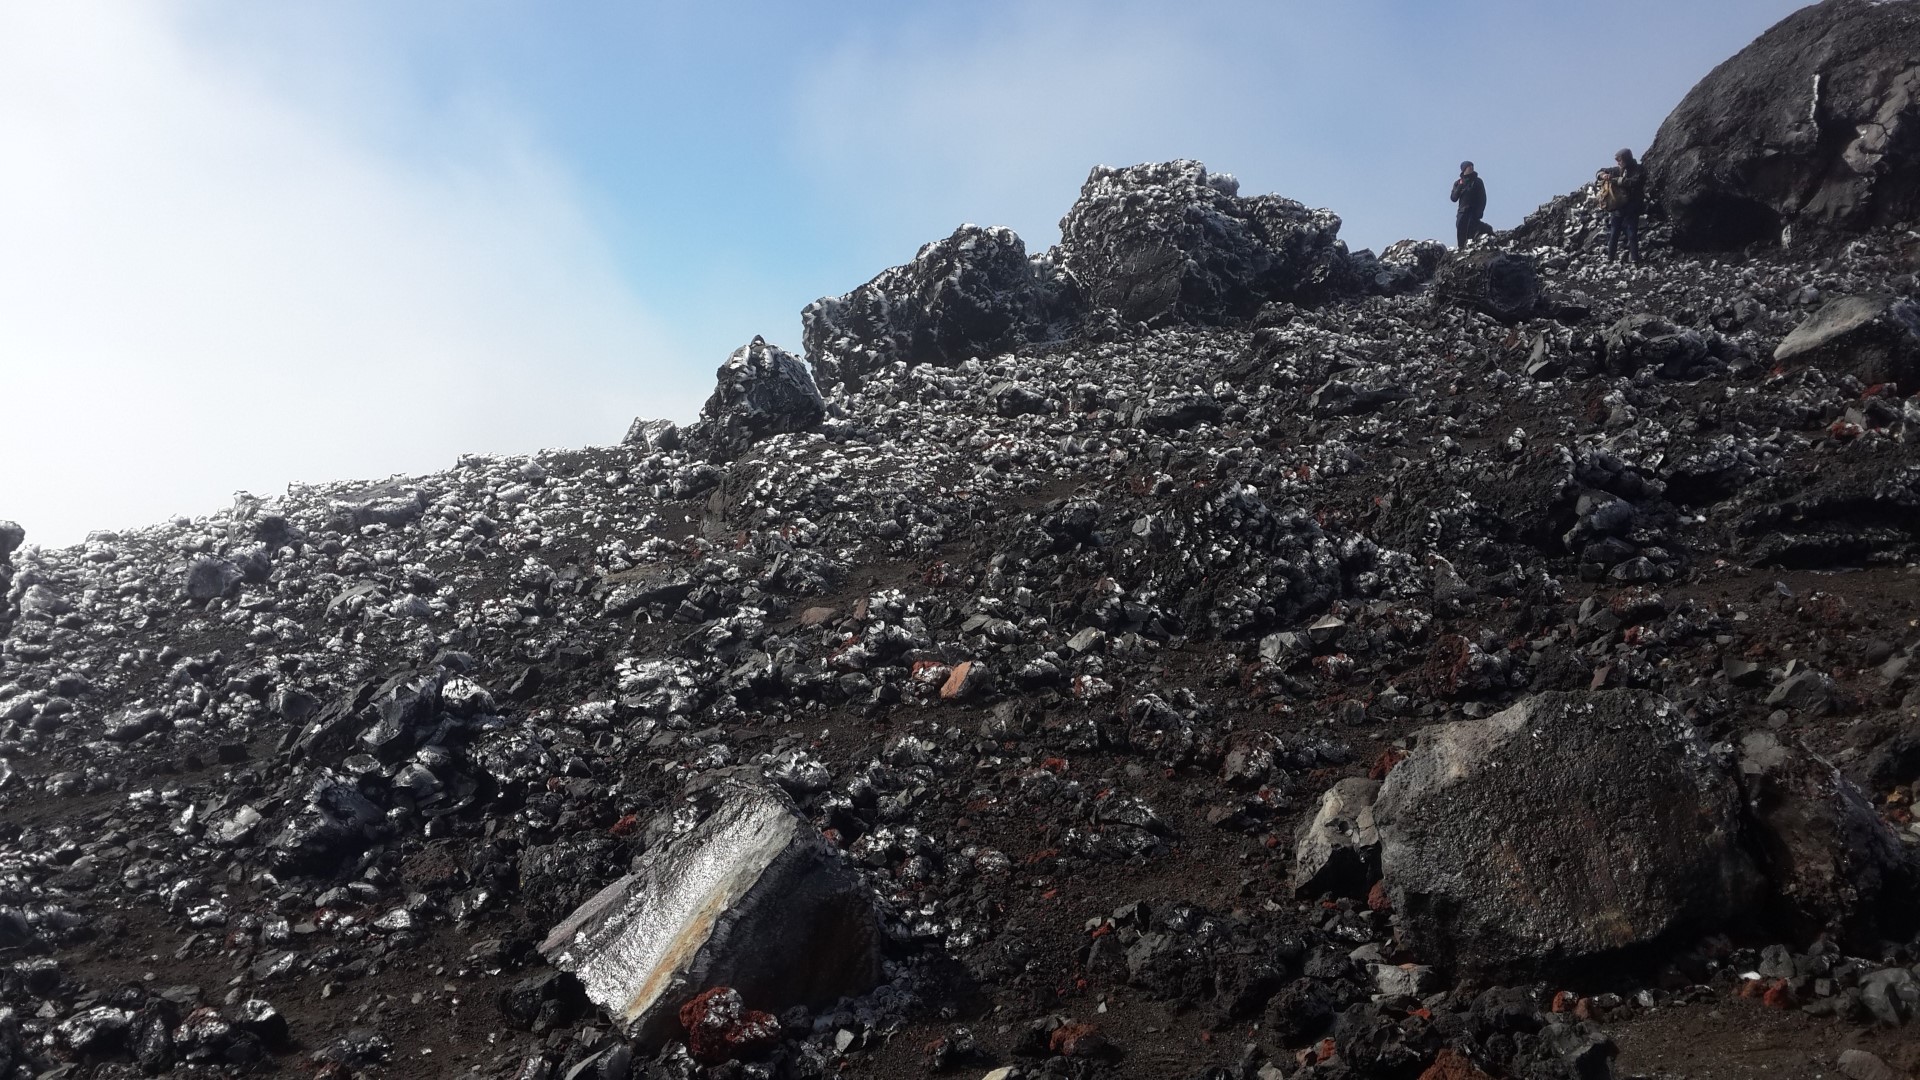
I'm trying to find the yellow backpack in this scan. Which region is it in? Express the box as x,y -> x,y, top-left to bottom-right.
1597,174 -> 1627,211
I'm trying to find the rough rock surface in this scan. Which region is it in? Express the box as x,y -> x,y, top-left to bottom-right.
1374,691 -> 1757,974
1430,249 -> 1542,324
1054,160 -> 1357,325
802,225 -> 1082,392
1291,777 -> 1380,898
694,336 -> 826,461
1646,0 -> 1920,249
1741,733 -> 1919,947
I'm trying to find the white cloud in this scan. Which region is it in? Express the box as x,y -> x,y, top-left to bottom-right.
0,3 -> 700,547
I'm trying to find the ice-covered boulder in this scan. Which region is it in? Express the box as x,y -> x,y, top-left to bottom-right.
1646,0 -> 1920,249
697,337 -> 826,461
539,778 -> 881,1047
1054,160 -> 1356,325
802,225 -> 1082,392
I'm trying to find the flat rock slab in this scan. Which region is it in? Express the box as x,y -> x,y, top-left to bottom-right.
1775,295 -> 1920,387
539,779 -> 880,1046
1374,690 -> 1757,975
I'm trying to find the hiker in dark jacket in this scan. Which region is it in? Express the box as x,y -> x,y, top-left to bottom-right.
1451,161 -> 1488,249
1597,148 -> 1648,265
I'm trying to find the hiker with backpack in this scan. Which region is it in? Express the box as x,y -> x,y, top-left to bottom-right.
1451,161 -> 1489,249
1596,148 -> 1648,265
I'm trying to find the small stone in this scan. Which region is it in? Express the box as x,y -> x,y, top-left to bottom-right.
1048,1021 -> 1106,1058
1838,1049 -> 1909,1080
941,661 -> 990,701
678,987 -> 780,1065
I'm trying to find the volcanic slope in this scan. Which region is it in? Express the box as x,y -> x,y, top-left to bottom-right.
9,39 -> 1920,1080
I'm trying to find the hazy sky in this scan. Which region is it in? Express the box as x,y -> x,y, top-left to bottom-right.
1,1 -> 1808,547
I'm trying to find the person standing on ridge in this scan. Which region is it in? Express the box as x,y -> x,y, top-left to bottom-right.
1596,148 -> 1648,265
1451,161 -> 1488,249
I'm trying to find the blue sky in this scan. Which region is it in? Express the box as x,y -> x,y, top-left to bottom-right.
1,1 -> 1807,545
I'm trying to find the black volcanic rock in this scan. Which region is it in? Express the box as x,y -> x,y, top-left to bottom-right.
1646,0 -> 1920,249
802,224 -> 1082,392
1602,313 -> 1714,378
1054,160 -> 1357,325
1430,248 -> 1541,324
1374,691 -> 1758,974
696,336 -> 825,461
1740,734 -> 1920,947
1376,239 -> 1449,292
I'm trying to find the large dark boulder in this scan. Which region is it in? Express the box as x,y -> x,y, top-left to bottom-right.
1053,160 -> 1357,325
1430,249 -> 1541,324
696,337 -> 826,461
801,225 -> 1082,392
1775,294 -> 1920,387
1646,0 -> 1920,249
1373,690 -> 1758,975
1739,733 -> 1920,947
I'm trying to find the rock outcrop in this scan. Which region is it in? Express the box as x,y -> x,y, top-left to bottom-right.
1430,249 -> 1542,324
695,336 -> 826,461
802,225 -> 1082,392
1647,0 -> 1920,249
1054,160 -> 1357,325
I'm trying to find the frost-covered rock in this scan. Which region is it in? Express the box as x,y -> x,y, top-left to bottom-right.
802,224 -> 1082,391
539,779 -> 881,1047
1054,160 -> 1358,325
696,336 -> 826,461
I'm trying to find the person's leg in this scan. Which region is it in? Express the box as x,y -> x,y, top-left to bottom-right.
1627,216 -> 1642,264
1607,213 -> 1621,260
1457,218 -> 1471,249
